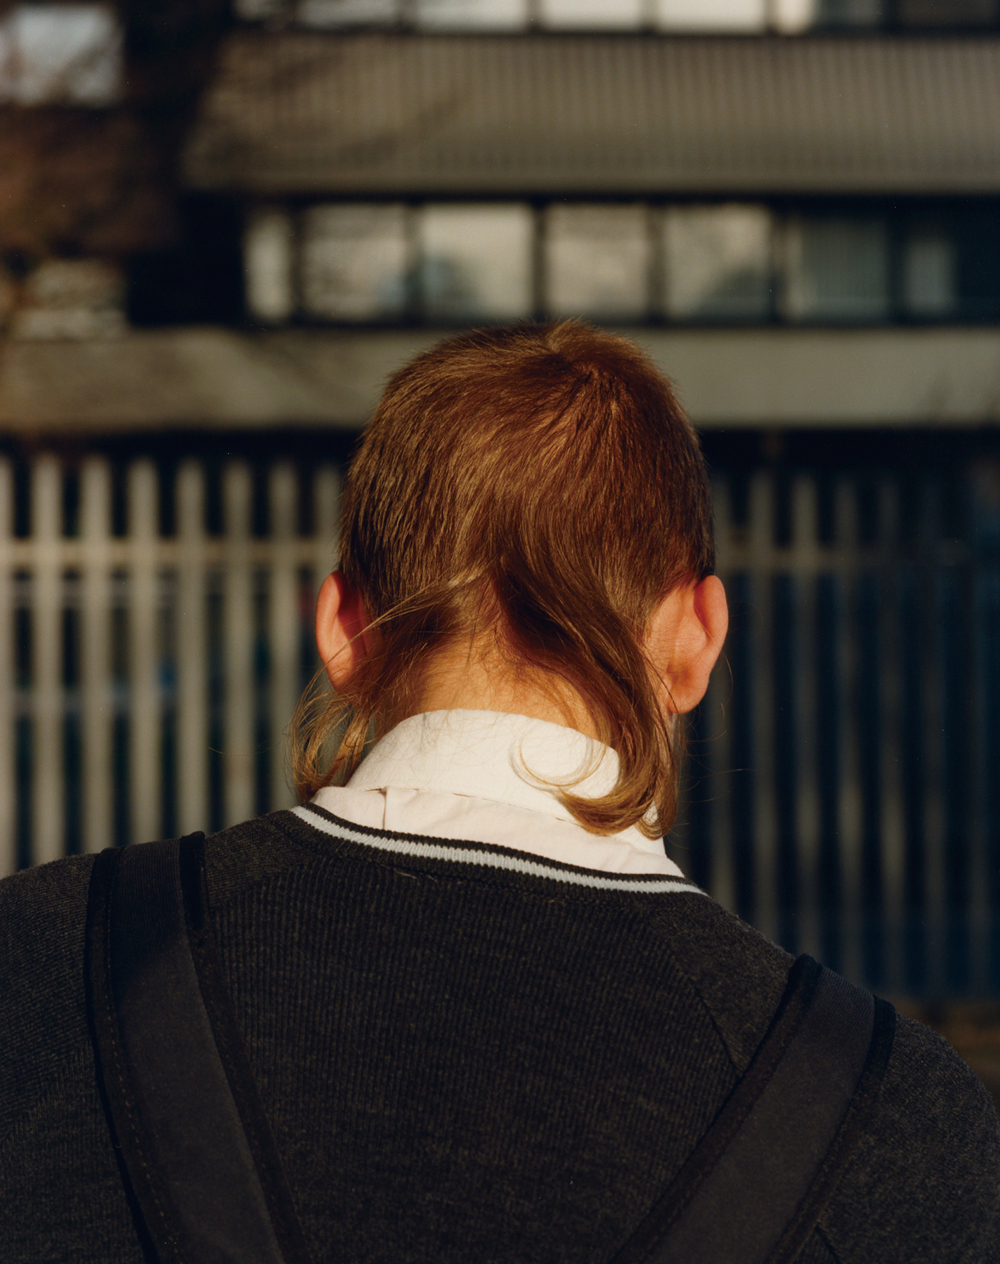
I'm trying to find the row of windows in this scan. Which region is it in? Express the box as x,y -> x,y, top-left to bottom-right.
238,0 -> 1000,32
2,1 -> 991,113
2,1 -> 995,113
243,201 -> 1000,327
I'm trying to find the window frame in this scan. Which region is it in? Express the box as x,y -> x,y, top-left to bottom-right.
240,194 -> 1000,331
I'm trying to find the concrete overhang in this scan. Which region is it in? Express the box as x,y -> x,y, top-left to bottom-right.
1,326 -> 999,436
185,32 -> 1000,197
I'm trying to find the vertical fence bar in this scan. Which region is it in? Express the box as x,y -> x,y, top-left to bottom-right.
791,477 -> 820,961
878,479 -> 906,995
922,480 -> 946,995
310,461 -> 341,683
177,461 -> 209,837
0,459 -> 14,875
748,472 -> 777,944
707,476 -> 736,913
128,461 -> 161,845
969,562 -> 992,996
222,463 -> 255,827
313,463 -> 340,581
973,547 -> 1000,996
80,458 -> 113,855
268,463 -> 300,812
31,457 -> 63,867
835,479 -> 862,985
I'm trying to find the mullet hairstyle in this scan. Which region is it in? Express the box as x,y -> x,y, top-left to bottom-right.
291,320 -> 715,839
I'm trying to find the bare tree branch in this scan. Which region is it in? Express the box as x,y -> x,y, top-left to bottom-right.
0,0 -> 233,266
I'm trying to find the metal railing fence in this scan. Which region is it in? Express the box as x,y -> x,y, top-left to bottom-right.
4,450 -> 1000,997
0,454 -> 340,871
676,465 -> 1000,997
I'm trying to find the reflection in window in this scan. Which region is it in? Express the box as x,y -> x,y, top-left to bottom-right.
545,205 -> 649,320
251,0 -> 1000,28
784,217 -> 889,322
244,208 -> 295,323
903,227 -> 956,317
813,0 -> 882,25
0,4 -> 121,105
771,0 -> 883,25
233,0 -> 287,18
663,205 -> 772,321
771,0 -> 816,29
242,199 -> 1000,327
419,204 -> 533,320
301,205 -> 408,321
416,0 -> 528,27
297,0 -> 397,26
541,0 -> 645,27
658,0 -> 767,30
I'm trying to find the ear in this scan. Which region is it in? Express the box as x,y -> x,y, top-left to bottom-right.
646,575 -> 728,715
316,570 -> 372,691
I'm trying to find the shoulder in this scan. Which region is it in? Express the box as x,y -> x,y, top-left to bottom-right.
821,1009 -> 1000,1262
0,852 -> 96,991
0,854 -> 97,1123
647,894 -> 1000,1258
643,889 -> 797,1069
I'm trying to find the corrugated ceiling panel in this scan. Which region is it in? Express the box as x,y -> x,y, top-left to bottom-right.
183,33 -> 1000,195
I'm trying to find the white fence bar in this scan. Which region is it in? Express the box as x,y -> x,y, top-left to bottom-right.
80,459 -> 113,855
921,481 -> 947,996
748,472 -> 777,944
0,459 -> 13,877
878,480 -> 906,996
177,462 -> 209,838
791,477 -> 820,961
268,463 -> 300,812
969,566 -> 996,996
706,477 -> 736,915
128,461 -> 161,846
222,463 -> 256,828
313,463 -> 340,583
31,457 -> 63,867
834,480 -> 863,988
311,461 -> 341,694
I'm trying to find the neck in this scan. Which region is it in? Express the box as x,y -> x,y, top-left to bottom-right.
397,639 -> 600,740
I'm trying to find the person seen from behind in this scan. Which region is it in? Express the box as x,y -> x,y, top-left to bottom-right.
1,321 -> 998,1262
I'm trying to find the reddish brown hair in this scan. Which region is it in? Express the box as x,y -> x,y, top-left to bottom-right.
292,320 -> 714,838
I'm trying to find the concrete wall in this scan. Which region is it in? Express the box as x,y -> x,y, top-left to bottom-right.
2,325 -> 999,434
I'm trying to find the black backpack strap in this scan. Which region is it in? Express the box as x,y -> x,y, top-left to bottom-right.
611,954 -> 896,1264
84,835 -> 315,1264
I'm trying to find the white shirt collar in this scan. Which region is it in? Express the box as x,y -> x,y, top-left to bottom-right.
343,709 -> 669,862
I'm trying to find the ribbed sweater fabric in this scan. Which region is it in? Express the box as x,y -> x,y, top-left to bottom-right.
2,806 -> 999,1263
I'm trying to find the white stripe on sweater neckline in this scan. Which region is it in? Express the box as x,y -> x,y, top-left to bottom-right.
292,803 -> 706,896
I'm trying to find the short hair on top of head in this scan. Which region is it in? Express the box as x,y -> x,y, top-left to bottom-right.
291,319 -> 715,839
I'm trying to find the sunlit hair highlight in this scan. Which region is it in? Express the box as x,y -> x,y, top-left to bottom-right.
291,320 -> 714,839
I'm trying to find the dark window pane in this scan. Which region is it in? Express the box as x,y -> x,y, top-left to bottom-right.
954,209 -> 1000,320
898,0 -> 997,25
784,216 -> 889,322
903,222 -> 957,318
815,0 -> 883,26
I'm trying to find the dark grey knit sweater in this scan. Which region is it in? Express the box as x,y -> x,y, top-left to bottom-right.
2,804 -> 998,1263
